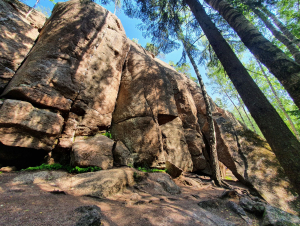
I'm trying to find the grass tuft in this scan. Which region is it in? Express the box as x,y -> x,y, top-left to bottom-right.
21,163 -> 101,174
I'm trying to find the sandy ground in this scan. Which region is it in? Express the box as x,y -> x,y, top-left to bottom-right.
0,170 -> 259,226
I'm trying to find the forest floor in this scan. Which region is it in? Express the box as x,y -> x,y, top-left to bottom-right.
0,170 -> 262,226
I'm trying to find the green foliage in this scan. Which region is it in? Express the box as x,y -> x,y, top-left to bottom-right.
132,38 -> 139,44
145,43 -> 160,56
127,163 -> 134,168
22,163 -> 101,174
36,5 -> 52,17
169,61 -> 192,77
102,132 -> 112,139
23,163 -> 64,171
136,167 -> 166,173
169,61 -> 198,84
288,110 -> 300,119
65,165 -> 101,174
49,0 -> 56,5
224,176 -> 233,180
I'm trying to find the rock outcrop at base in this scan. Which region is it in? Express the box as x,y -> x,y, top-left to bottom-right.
0,0 -> 298,215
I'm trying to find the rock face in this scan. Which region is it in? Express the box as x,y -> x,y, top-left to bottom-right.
0,99 -> 64,150
0,0 -> 46,93
0,0 -> 298,215
71,135 -> 114,170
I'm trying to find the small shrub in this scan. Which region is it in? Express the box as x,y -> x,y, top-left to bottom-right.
102,132 -> 112,139
22,164 -> 101,174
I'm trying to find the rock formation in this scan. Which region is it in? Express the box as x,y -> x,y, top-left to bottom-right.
0,0 -> 298,214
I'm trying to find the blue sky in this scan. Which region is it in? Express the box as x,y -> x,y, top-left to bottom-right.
22,0 -> 215,97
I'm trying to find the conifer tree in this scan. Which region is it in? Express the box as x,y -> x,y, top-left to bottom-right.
122,0 -> 300,195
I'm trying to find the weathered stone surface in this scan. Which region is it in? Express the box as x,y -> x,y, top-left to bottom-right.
239,197 -> 265,216
58,112 -> 79,149
226,201 -> 252,225
57,168 -> 136,198
112,116 -> 164,168
12,170 -> 68,184
160,117 -> 193,172
71,135 -> 114,170
0,99 -> 64,150
155,60 -> 207,172
71,205 -> 102,226
187,80 -> 218,118
0,0 -> 46,93
147,173 -> 181,195
2,0 -> 130,137
262,205 -> 300,226
5,0 -> 47,29
112,41 -> 178,124
184,128 -> 207,171
165,161 -> 183,178
113,141 -> 134,166
202,110 -> 299,215
0,0 -> 297,218
0,166 -> 16,172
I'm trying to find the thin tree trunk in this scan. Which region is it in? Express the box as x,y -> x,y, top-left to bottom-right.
237,96 -> 257,133
222,71 -> 257,132
252,8 -> 300,64
203,0 -> 300,110
218,79 -> 248,126
26,0 -> 40,18
114,0 -> 117,15
186,0 -> 300,196
261,7 -> 300,48
182,40 -> 225,187
257,59 -> 300,140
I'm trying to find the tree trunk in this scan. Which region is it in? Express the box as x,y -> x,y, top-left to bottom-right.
257,59 -> 300,140
252,8 -> 300,64
261,7 -> 300,48
186,0 -> 300,196
114,0 -> 117,14
237,96 -> 257,133
217,78 -> 248,127
203,0 -> 300,110
26,0 -> 40,18
182,40 -> 223,187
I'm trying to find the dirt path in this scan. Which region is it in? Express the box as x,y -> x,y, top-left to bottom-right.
0,170 -> 259,226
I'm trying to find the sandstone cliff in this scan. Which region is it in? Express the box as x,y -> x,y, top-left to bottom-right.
0,0 -> 298,214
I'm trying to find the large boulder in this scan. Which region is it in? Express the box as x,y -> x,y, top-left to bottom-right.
71,135 -> 114,170
0,99 -> 64,150
0,0 -> 46,93
112,116 -> 164,168
56,168 -> 136,198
